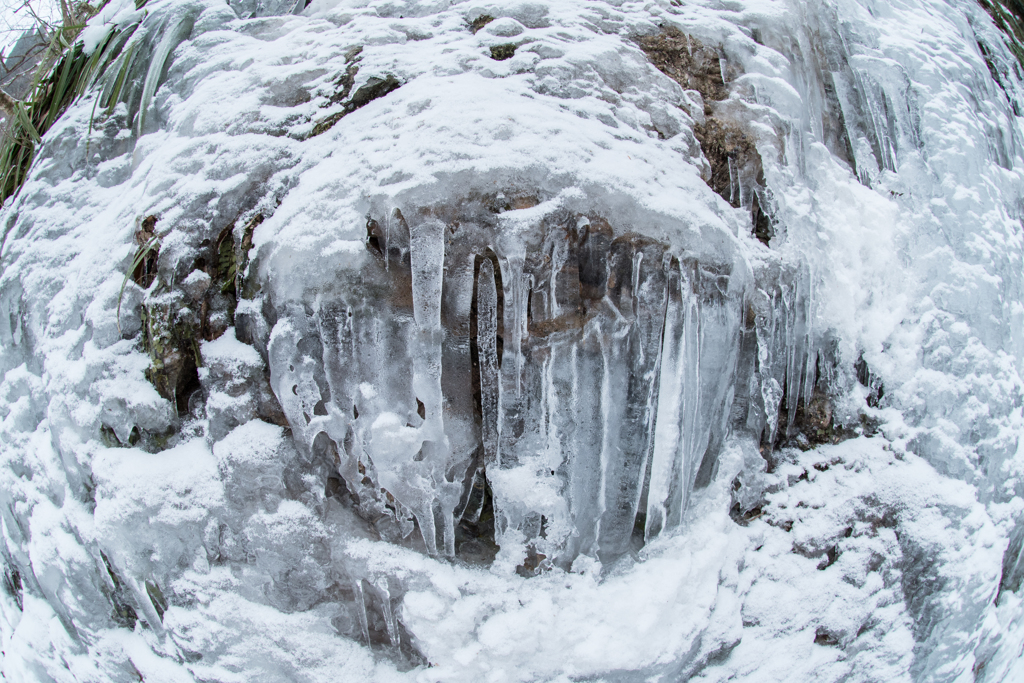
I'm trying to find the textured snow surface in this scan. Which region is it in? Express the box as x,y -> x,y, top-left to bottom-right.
2,0 -> 1024,679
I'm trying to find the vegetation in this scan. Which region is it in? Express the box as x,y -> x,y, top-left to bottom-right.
468,14 -> 494,34
0,0 -> 152,206
489,43 -> 517,61
980,0 -> 1024,68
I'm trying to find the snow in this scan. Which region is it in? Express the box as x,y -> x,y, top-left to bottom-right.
0,0 -> 1023,679
79,0 -> 145,55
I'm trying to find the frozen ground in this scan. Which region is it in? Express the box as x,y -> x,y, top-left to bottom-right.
1,0 -> 1024,680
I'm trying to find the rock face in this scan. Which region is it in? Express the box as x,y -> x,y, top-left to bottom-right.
1,0 -> 1024,681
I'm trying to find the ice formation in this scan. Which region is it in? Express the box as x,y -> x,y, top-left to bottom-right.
1,0 -> 1024,679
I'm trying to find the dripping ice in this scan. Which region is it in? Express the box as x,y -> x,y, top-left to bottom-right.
263,189 -> 819,566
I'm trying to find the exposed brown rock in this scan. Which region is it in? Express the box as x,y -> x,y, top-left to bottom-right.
638,28 -> 774,245
636,27 -> 730,106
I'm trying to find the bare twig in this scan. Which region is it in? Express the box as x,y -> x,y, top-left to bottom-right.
59,0 -> 74,29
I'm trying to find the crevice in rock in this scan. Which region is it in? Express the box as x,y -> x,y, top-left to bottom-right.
145,580 -> 167,622
453,454 -> 499,564
100,552 -> 138,630
2,561 -> 22,611
311,49 -> 401,138
131,215 -> 160,289
999,515 -> 1024,595
855,354 -> 885,409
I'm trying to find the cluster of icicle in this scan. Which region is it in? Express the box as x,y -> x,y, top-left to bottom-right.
260,195 -> 815,567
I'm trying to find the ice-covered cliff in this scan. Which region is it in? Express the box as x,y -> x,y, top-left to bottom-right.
2,0 -> 1024,679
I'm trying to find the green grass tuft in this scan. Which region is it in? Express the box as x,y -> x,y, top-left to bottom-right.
0,0 -> 150,206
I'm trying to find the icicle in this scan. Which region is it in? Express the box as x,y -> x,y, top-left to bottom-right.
374,578 -> 399,648
353,580 -> 371,646
678,264 -> 701,509
728,156 -> 738,206
802,266 -> 817,405
409,219 -> 444,336
478,258 -> 501,469
596,240 -> 668,560
646,257 -> 685,539
565,333 -> 604,559
418,500 -> 439,556
632,250 -> 646,364
408,218 -> 452,555
441,499 -> 456,557
504,252 -> 527,398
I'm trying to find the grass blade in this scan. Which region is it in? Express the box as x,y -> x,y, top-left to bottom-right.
117,235 -> 160,334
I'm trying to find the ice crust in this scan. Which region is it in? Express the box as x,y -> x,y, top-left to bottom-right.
1,0 -> 1024,679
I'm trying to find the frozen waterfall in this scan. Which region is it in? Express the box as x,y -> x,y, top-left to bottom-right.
1,0 -> 1024,680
